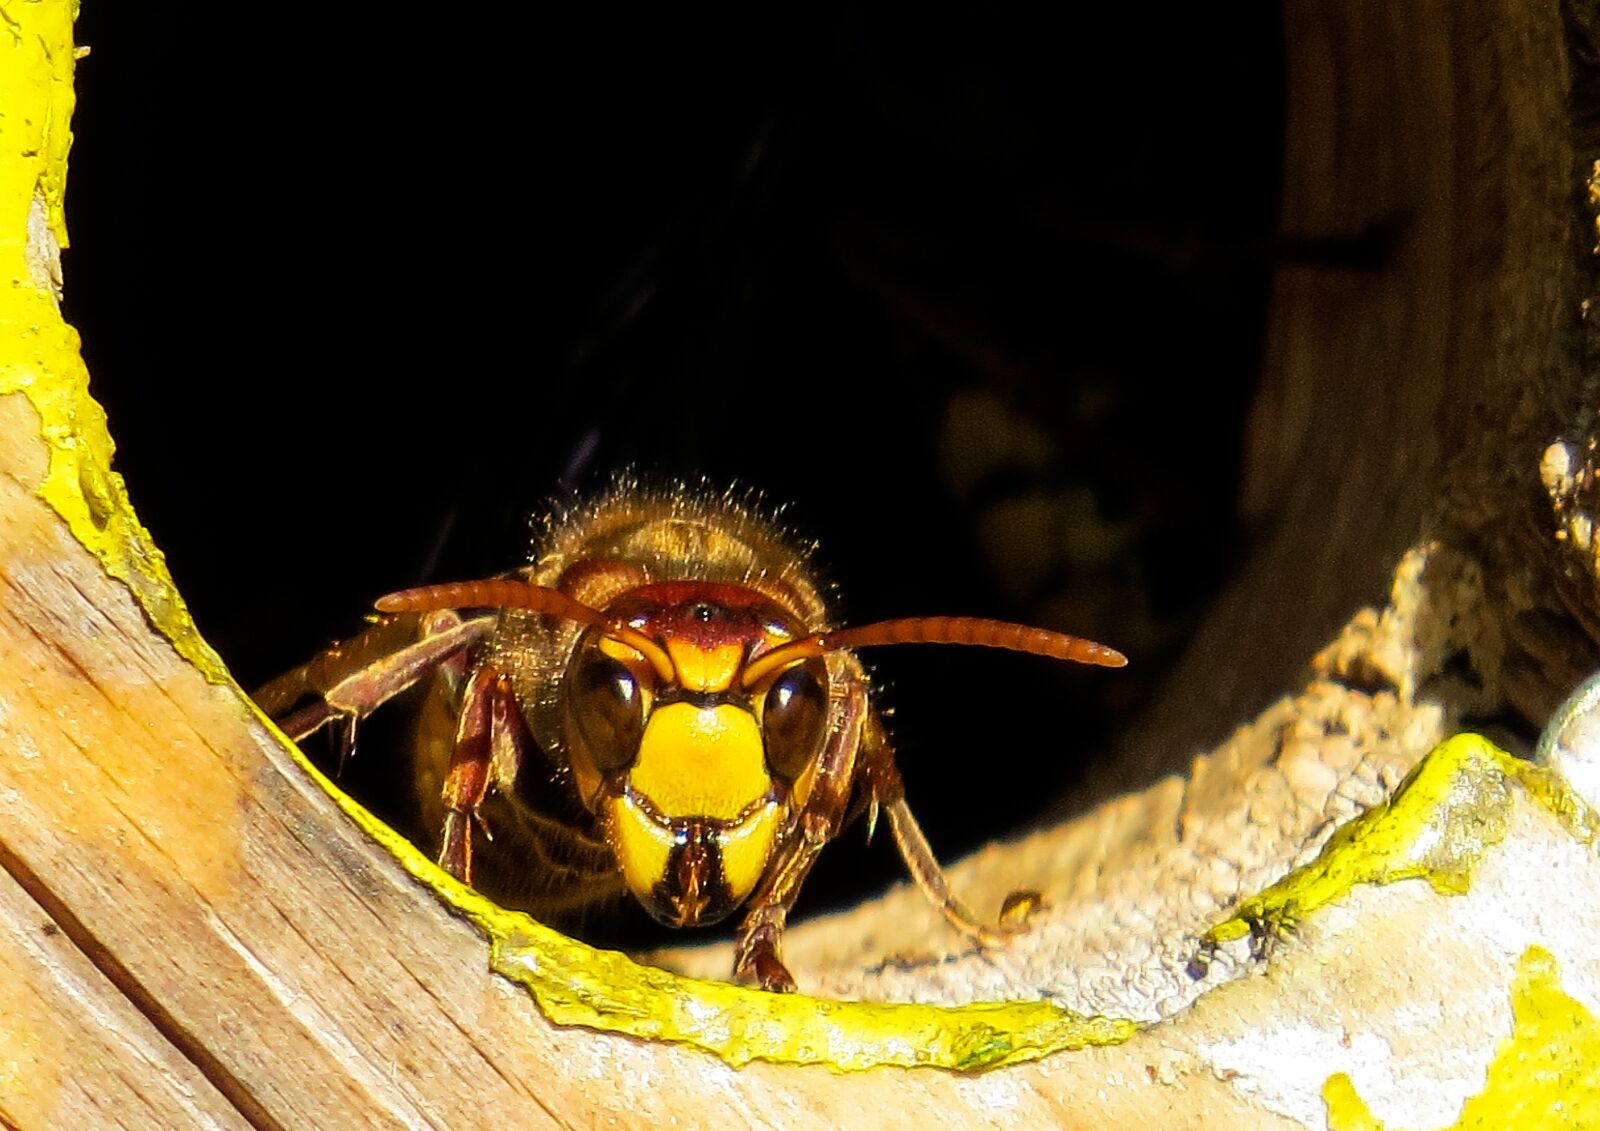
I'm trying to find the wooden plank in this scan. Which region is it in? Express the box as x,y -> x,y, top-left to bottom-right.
0,390 -> 570,1126
1,1 -> 1597,1127
0,384 -> 1211,1128
0,866 -> 249,1131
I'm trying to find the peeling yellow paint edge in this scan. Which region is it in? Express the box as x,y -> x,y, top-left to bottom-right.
239,650 -> 1131,1066
270,717 -> 1135,1071
1202,734 -> 1600,1126
14,3 -> 1594,1079
1323,946 -> 1600,1131
0,0 -> 226,685
0,3 -> 1134,1073
1203,734 -> 1599,951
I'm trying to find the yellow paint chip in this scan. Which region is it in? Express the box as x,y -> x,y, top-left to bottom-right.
1324,947 -> 1600,1130
0,1 -> 225,687
1205,735 -> 1600,949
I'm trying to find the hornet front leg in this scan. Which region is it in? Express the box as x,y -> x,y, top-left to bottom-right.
732,678 -> 867,992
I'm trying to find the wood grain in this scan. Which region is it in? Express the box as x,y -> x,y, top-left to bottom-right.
0,383 -> 1304,1129
0,866 -> 248,1130
2,1 -> 1598,1128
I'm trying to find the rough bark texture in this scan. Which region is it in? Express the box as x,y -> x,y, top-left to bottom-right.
2,2 -> 1599,1129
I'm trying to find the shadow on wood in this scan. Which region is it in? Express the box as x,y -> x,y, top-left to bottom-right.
2,2 -> 1599,1128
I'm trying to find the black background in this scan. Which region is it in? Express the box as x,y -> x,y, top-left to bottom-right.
63,9 -> 1281,932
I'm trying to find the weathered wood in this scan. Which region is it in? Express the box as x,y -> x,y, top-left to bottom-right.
0,392 -> 562,1126
0,386 -> 1301,1126
1,2 -> 1598,1129
0,866 -> 249,1130
1111,1 -> 1598,779
673,0 -> 1600,1023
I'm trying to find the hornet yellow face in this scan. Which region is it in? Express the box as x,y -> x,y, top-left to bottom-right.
560,583 -> 829,927
269,485 -> 1127,993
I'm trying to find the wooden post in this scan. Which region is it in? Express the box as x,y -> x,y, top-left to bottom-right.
1,3 -> 1597,1128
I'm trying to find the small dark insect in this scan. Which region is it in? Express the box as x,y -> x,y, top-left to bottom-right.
255,482 -> 1125,991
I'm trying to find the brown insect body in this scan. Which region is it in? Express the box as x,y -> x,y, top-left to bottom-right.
445,488 -> 849,935
492,486 -> 835,797
257,481 -> 1125,992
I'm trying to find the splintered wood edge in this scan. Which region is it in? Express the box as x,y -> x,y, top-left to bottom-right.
3,2 -> 1599,1128
0,333 -> 1242,1125
3,424 -> 1598,1129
